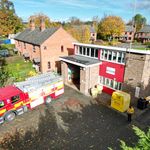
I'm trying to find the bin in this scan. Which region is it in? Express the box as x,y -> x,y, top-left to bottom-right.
111,90 -> 130,112
137,98 -> 148,110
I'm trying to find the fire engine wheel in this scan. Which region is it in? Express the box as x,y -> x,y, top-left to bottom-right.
45,96 -> 52,104
5,112 -> 16,122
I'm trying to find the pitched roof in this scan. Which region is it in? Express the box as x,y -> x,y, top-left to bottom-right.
125,25 -> 134,32
14,27 -> 59,45
138,25 -> 150,33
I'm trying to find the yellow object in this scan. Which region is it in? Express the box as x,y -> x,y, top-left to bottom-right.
111,90 -> 131,112
96,84 -> 103,94
127,107 -> 134,114
91,88 -> 98,98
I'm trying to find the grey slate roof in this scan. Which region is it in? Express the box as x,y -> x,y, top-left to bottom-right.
60,55 -> 101,66
138,25 -> 150,33
14,27 -> 59,45
125,25 -> 134,32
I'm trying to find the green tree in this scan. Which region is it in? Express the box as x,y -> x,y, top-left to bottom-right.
98,15 -> 125,40
0,58 -> 9,87
0,0 -> 23,36
109,126 -> 150,150
133,14 -> 147,31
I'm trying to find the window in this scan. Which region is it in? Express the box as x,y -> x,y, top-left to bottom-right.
11,95 -> 20,103
61,45 -> 64,52
95,49 -> 98,58
129,37 -> 131,40
108,51 -> 112,60
83,47 -> 86,55
79,46 -> 82,54
91,48 -> 94,57
112,51 -> 117,61
0,101 -> 4,108
130,32 -> 132,35
44,46 -> 47,50
99,76 -> 122,90
48,61 -> 51,69
87,48 -> 89,56
92,33 -> 95,36
118,52 -> 122,63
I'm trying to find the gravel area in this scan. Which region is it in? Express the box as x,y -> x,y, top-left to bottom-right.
0,86 -> 149,150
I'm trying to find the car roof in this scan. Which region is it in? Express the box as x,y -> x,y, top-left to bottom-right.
0,85 -> 22,100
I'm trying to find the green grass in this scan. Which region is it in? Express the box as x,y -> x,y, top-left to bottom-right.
133,47 -> 150,50
0,44 -> 15,50
5,55 -> 36,82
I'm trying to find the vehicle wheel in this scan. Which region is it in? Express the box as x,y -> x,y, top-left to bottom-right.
5,112 -> 16,122
45,96 -> 52,104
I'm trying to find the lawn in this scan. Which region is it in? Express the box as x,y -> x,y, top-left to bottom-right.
5,55 -> 36,82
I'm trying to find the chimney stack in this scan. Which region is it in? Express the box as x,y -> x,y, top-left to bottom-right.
30,19 -> 35,31
40,18 -> 45,31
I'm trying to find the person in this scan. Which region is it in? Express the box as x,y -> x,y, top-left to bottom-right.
127,105 -> 134,122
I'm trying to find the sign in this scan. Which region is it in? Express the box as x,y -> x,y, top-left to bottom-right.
106,67 -> 115,75
135,87 -> 140,98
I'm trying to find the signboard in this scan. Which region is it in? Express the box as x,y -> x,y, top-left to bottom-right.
106,67 -> 116,75
135,87 -> 140,98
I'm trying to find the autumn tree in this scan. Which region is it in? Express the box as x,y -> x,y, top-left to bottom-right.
29,13 -> 61,28
133,14 -> 147,31
98,16 -> 125,40
66,25 -> 90,43
69,16 -> 82,25
0,0 -> 23,36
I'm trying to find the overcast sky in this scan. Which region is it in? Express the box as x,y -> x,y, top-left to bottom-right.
11,0 -> 150,23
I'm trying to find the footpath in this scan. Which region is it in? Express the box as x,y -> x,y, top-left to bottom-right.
96,92 -> 150,119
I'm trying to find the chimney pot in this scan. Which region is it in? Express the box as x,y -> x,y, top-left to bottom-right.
30,19 -> 35,31
40,18 -> 45,31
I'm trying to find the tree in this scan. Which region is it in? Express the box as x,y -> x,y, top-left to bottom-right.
0,0 -> 23,36
29,13 -> 61,28
98,15 -> 125,40
69,16 -> 82,25
109,126 -> 150,150
133,14 -> 147,31
66,25 -> 90,43
0,58 -> 9,87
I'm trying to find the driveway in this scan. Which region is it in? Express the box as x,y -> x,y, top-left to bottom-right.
0,86 -> 149,150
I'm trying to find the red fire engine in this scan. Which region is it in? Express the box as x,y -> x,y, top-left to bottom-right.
0,72 -> 64,124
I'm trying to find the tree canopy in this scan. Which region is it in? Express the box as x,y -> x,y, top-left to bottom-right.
133,14 -> 147,31
98,15 -> 125,40
29,13 -> 61,28
0,0 -> 23,36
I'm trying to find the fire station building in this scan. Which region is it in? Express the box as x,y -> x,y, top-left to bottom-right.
60,43 -> 150,98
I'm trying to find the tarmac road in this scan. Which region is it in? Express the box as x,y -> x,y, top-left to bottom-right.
0,86 -> 149,150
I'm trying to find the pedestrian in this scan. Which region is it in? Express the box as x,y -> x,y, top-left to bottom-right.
127,105 -> 134,122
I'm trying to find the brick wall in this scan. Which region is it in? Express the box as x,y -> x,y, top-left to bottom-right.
40,27 -> 76,73
80,65 -> 99,95
123,53 -> 150,98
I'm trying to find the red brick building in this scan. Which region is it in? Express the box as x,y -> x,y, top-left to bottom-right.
15,20 -> 76,73
135,25 -> 150,43
119,25 -> 135,42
